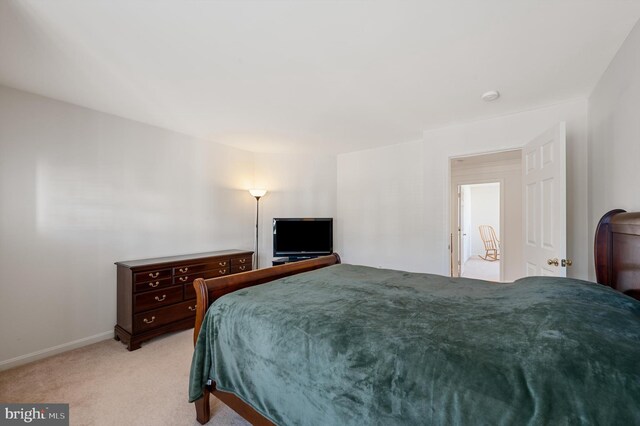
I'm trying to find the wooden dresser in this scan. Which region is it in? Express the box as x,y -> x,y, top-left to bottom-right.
114,249 -> 253,350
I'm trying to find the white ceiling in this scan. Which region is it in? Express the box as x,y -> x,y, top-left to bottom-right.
1,1 -> 639,154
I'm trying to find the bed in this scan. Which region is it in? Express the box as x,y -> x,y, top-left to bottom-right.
189,209 -> 640,425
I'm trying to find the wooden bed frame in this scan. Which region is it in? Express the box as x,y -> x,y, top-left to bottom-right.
190,209 -> 640,425
191,253 -> 341,425
594,209 -> 640,300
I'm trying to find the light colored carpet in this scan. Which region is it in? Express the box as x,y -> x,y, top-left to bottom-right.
461,255 -> 500,281
0,330 -> 250,426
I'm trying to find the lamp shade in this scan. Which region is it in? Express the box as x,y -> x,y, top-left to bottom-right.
249,189 -> 267,198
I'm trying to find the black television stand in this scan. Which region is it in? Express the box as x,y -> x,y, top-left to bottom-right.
272,256 -> 318,266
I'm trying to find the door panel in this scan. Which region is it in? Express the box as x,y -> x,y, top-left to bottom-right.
522,123 -> 567,277
541,178 -> 554,249
526,183 -> 537,245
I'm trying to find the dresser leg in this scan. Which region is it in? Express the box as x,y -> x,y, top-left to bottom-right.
127,340 -> 142,351
114,326 -> 141,350
195,388 -> 211,424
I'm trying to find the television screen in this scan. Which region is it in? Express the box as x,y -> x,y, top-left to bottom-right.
273,218 -> 333,257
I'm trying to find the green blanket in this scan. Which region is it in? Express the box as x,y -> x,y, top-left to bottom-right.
189,264 -> 640,425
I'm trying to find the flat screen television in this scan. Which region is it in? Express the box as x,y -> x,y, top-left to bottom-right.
273,218 -> 333,258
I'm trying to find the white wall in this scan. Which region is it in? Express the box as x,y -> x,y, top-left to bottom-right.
468,183 -> 500,257
588,20 -> 640,281
337,141 -> 426,272
0,85 -> 255,368
252,153 -> 337,268
338,98 -> 589,279
0,85 -> 339,368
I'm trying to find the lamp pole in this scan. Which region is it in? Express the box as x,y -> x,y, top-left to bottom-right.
254,195 -> 261,269
249,189 -> 267,269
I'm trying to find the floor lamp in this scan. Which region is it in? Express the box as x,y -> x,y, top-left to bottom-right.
249,189 -> 267,269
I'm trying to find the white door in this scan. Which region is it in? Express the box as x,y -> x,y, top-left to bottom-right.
457,185 -> 464,276
461,186 -> 471,265
523,123 -> 567,277
457,185 -> 472,276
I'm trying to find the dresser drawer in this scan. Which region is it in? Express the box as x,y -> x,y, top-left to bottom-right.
134,285 -> 183,313
134,277 -> 173,293
173,259 -> 230,276
172,268 -> 228,285
231,256 -> 252,266
133,300 -> 197,332
134,268 -> 172,283
209,258 -> 230,268
231,264 -> 251,274
184,283 -> 196,300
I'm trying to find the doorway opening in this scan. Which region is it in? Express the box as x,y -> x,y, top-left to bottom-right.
450,149 -> 523,282
458,182 -> 501,281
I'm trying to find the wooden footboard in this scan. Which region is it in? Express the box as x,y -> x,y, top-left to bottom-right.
191,253 -> 341,425
594,210 -> 640,300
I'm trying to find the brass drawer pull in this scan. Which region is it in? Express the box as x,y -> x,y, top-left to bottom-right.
179,267 -> 189,273
188,305 -> 197,312
239,259 -> 246,264
149,272 -> 160,278
179,276 -> 189,282
149,281 -> 160,288
239,266 -> 246,271
219,261 -> 227,266
143,316 -> 156,324
155,295 -> 166,302
219,269 -> 226,274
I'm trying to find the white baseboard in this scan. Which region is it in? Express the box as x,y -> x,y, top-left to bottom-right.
0,330 -> 113,371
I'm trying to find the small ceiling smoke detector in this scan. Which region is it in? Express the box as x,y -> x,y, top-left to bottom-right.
481,90 -> 500,102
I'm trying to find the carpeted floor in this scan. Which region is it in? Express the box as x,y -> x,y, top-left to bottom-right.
0,330 -> 250,426
461,255 -> 501,281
